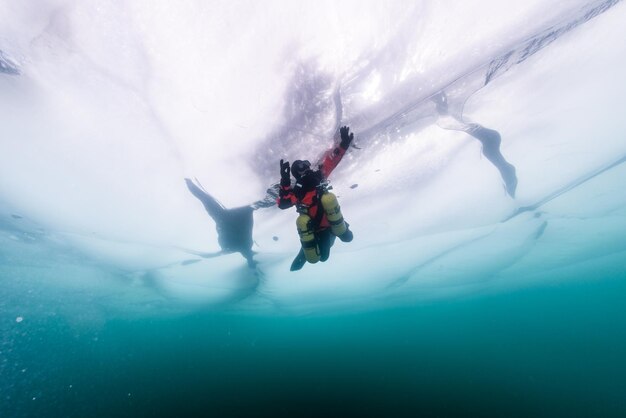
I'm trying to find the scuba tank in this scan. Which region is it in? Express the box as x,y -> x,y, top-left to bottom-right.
296,213 -> 320,263
293,178 -> 349,265
320,192 -> 347,237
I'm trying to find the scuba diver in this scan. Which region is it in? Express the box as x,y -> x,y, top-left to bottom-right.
183,126 -> 354,270
278,126 -> 355,271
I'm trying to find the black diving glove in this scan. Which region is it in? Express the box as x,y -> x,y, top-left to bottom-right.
280,159 -> 291,187
340,126 -> 354,149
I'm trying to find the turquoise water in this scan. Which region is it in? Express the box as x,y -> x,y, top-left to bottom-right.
4,269 -> 625,417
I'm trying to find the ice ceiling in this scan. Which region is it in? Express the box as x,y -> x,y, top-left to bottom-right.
1,0 -> 625,315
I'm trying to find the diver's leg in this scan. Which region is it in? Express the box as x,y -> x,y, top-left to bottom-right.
319,229 -> 334,262
338,221 -> 353,243
185,178 -> 225,219
290,248 -> 307,271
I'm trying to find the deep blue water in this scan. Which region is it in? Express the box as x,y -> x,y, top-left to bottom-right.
3,270 -> 625,417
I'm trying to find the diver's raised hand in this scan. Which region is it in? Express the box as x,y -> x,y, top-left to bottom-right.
340,126 -> 354,149
280,159 -> 291,186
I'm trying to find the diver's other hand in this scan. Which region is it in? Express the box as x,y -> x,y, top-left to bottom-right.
280,159 -> 291,186
340,126 -> 354,149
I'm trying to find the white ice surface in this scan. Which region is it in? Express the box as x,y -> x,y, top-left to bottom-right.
1,0 -> 625,316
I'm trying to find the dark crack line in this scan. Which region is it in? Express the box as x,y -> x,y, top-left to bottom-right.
504,153 -> 626,221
